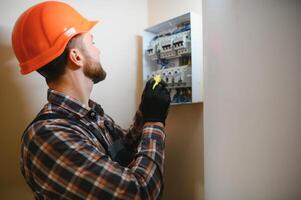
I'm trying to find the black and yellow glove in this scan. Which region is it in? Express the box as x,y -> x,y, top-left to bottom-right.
140,76 -> 171,125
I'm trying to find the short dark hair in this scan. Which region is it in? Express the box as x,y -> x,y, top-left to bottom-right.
37,48 -> 69,83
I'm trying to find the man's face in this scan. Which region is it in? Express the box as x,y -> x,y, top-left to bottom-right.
81,33 -> 106,84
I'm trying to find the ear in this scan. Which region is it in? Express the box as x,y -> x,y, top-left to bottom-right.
68,48 -> 84,68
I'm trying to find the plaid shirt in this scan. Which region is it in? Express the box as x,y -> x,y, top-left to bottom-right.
21,89 -> 165,200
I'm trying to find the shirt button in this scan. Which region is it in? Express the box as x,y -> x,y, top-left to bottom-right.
89,111 -> 96,119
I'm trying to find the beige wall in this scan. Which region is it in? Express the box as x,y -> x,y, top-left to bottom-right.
204,0 -> 301,199
148,1 -> 204,200
0,0 -> 147,199
3,1 -> 298,200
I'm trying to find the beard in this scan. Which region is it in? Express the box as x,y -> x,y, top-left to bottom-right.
83,59 -> 106,84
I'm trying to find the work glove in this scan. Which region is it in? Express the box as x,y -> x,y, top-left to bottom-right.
140,78 -> 171,125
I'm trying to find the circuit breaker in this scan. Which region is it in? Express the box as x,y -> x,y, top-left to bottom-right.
143,12 -> 203,105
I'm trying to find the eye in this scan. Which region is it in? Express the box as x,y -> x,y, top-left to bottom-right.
91,35 -> 95,44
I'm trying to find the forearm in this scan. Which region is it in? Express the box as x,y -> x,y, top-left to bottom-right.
133,124 -> 165,172
98,124 -> 166,199
129,124 -> 166,198
111,112 -> 165,168
123,113 -> 164,153
122,110 -> 144,150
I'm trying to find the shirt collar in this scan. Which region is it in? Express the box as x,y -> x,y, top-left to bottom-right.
47,89 -> 104,118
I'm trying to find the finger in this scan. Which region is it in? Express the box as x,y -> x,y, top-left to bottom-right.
159,87 -> 171,100
153,82 -> 169,93
159,79 -> 168,87
145,79 -> 155,90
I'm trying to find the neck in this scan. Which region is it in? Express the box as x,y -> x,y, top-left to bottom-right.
48,71 -> 93,108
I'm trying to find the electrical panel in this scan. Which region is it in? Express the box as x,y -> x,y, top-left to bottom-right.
143,12 -> 203,105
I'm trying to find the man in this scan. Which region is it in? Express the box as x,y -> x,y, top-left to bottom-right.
12,1 -> 170,199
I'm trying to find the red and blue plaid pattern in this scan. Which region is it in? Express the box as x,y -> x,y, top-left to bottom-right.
21,89 -> 165,199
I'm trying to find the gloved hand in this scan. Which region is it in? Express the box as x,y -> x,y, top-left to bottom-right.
139,78 -> 171,125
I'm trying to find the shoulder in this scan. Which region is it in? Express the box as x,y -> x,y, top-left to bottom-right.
103,113 -> 115,123
22,112 -> 86,145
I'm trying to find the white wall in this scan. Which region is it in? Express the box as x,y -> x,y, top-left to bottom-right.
0,0 -> 147,199
148,1 -> 204,200
204,0 -> 301,199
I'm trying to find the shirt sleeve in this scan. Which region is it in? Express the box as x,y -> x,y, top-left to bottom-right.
104,111 -> 144,153
23,121 -> 165,200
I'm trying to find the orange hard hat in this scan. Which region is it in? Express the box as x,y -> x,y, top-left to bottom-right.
11,1 -> 98,75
